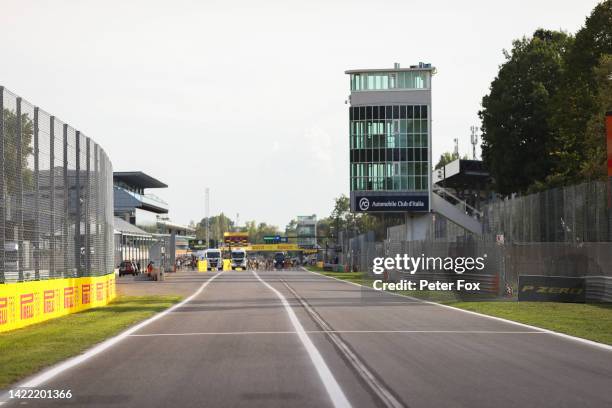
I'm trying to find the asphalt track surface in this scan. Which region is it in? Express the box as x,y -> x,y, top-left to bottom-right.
4,269 -> 612,408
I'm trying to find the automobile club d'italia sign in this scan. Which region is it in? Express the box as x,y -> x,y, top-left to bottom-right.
354,195 -> 429,212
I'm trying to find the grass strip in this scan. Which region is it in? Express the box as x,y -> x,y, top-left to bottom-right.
0,295 -> 181,388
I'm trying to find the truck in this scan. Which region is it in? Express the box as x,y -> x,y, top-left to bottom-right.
230,249 -> 247,270
204,249 -> 223,271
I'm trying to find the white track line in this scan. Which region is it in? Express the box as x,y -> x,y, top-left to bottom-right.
0,272 -> 223,405
128,330 -> 544,337
301,267 -> 612,352
252,270 -> 352,408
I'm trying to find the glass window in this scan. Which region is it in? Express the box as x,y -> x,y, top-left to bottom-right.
415,73 -> 424,88
382,75 -> 388,89
421,119 -> 428,134
367,75 -> 374,90
407,105 -> 414,119
388,74 -> 396,89
398,72 -> 405,88
374,75 -> 381,90
408,176 -> 415,190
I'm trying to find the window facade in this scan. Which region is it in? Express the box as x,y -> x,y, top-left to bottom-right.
350,71 -> 429,91
349,105 -> 429,192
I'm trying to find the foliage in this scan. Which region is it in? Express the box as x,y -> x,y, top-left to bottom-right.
480,1 -> 612,193
479,29 -> 572,195
0,296 -> 181,388
244,220 -> 280,243
549,1 -> 612,184
2,108 -> 34,194
434,151 -> 459,170
195,213 -> 234,241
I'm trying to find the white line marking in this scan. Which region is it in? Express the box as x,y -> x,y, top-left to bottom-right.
0,272 -> 223,405
301,267 -> 612,352
128,330 -> 544,337
282,280 -> 404,408
252,270 -> 352,408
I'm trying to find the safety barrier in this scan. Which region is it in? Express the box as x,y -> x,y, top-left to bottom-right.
0,273 -> 116,333
197,260 -> 233,272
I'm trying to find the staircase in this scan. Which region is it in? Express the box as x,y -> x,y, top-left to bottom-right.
431,185 -> 483,235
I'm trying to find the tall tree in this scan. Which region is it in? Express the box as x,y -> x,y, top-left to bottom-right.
479,29 -> 572,195
549,0 -> 612,184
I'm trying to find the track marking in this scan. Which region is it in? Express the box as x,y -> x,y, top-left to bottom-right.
0,272 -> 223,406
129,330 -> 544,337
301,267 -> 612,353
282,280 -> 405,408
252,270 -> 352,408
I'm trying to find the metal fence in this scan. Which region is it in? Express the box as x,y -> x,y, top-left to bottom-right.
433,179 -> 611,243
0,86 -> 114,283
347,179 -> 612,300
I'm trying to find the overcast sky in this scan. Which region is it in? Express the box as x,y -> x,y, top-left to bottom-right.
0,0 -> 600,229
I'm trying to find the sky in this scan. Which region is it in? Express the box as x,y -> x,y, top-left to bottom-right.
0,0 -> 601,229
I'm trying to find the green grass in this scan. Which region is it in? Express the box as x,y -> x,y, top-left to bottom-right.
449,302 -> 612,345
307,267 -> 612,345
0,295 -> 181,389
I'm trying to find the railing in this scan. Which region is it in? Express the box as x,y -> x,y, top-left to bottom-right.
432,185 -> 483,218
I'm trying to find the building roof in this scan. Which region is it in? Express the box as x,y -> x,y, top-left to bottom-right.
345,63 -> 435,75
113,217 -> 153,237
432,159 -> 491,188
113,171 -> 168,189
156,219 -> 196,233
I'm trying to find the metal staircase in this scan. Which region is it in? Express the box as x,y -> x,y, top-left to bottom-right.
431,185 -> 483,235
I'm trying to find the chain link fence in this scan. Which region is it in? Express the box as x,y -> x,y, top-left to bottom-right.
0,86 -> 114,283
347,179 -> 612,300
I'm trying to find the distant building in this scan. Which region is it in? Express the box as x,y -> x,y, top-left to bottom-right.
113,171 -> 168,226
297,215 -> 317,248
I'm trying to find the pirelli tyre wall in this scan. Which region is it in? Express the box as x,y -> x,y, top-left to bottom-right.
0,86 -> 115,331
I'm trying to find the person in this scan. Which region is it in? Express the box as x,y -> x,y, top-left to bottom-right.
147,261 -> 154,274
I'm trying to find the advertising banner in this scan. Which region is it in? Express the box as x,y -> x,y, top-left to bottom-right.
518,275 -> 585,303
0,273 -> 116,333
354,194 -> 429,212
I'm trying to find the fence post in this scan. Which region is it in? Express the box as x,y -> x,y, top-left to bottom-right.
0,86 -> 4,282
16,97 -> 24,282
74,131 -> 81,277
49,117 -> 55,278
33,106 -> 40,280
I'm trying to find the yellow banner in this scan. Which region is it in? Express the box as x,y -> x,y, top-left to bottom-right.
248,244 -> 300,252
0,273 -> 116,333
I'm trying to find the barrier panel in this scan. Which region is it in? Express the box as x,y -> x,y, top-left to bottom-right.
518,275 -> 585,303
0,273 -> 116,333
198,260 -> 208,272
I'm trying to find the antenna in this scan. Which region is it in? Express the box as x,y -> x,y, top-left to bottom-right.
470,126 -> 479,160
453,138 -> 459,157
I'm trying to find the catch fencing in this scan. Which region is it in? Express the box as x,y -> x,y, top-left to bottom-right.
347,179 -> 612,300
0,86 -> 114,283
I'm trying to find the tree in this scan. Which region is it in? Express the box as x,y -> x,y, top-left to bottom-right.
479,29 -> 572,195
285,219 -> 297,236
195,213 -> 234,241
549,0 -> 612,184
3,108 -> 34,195
579,54 -> 612,180
435,151 -> 460,170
